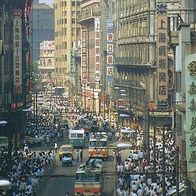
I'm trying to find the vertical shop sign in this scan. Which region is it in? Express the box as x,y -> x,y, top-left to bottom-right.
185,57 -> 196,173
13,9 -> 22,95
81,30 -> 88,84
156,3 -> 168,104
94,17 -> 101,82
107,19 -> 113,82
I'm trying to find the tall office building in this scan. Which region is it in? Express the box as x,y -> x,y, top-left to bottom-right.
54,0 -> 80,89
31,2 -> 54,61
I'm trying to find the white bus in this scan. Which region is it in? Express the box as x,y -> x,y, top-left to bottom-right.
68,129 -> 87,148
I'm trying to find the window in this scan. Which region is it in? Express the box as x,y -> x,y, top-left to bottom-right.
70,133 -> 76,138
72,1 -> 75,6
159,33 -> 166,43
62,42 -> 67,49
77,133 -> 84,138
72,18 -> 75,24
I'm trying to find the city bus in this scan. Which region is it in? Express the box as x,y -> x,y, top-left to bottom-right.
68,129 -> 88,148
88,132 -> 108,160
74,158 -> 103,195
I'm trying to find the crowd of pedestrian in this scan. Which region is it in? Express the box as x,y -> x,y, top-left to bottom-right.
115,129 -> 181,196
0,149 -> 55,196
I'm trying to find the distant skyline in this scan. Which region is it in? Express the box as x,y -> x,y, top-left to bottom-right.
39,0 -> 54,4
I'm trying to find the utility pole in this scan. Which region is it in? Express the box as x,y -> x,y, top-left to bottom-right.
35,91 -> 38,131
153,114 -> 157,181
162,126 -> 166,196
92,84 -> 95,114
143,96 -> 150,160
176,146 -> 180,196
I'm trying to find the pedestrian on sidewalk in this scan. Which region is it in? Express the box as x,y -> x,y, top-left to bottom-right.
54,142 -> 58,153
76,150 -> 80,162
79,149 -> 83,162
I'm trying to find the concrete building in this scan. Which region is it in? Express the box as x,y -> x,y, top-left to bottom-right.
174,1 -> 196,192
113,0 -> 187,131
31,2 -> 54,61
38,40 -> 55,87
54,0 -> 80,91
78,0 -> 101,113
0,0 -> 32,153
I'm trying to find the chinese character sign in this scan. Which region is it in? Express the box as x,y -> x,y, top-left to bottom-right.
185,55 -> 196,173
13,9 -> 22,95
94,18 -> 101,82
81,29 -> 88,84
107,19 -> 113,82
156,8 -> 168,102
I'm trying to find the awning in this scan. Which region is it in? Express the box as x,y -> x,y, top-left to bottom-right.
0,120 -> 8,125
119,114 -> 130,118
117,143 -> 132,149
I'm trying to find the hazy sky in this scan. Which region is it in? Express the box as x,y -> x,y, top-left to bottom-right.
39,0 -> 54,4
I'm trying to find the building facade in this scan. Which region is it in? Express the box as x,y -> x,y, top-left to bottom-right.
113,0 -> 187,131
31,2 -> 54,61
78,0 -> 101,113
54,0 -> 80,91
38,40 -> 55,87
0,0 -> 32,153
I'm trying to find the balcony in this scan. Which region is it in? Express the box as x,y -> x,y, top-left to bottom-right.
78,9 -> 100,23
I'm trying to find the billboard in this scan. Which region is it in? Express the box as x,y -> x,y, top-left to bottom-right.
13,9 -> 22,95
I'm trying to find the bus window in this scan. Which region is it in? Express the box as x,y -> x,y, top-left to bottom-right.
70,133 -> 77,138
77,133 -> 84,139
76,173 -> 85,182
89,141 -> 96,147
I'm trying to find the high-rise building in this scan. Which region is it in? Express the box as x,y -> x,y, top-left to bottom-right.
54,0 -> 80,90
31,3 -> 54,61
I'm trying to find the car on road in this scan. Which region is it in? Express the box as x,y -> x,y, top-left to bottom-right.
61,153 -> 73,166
58,144 -> 73,160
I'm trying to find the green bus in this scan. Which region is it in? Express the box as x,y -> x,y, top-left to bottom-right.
68,129 -> 88,148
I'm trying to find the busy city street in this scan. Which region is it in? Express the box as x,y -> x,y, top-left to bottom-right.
1,0 -> 196,195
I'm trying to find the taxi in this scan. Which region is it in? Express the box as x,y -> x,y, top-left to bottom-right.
58,144 -> 73,160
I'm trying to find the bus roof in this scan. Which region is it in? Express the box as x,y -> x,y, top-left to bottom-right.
69,129 -> 84,134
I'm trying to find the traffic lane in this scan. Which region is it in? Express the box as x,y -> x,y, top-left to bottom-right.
40,149 -> 89,196
102,155 -> 116,196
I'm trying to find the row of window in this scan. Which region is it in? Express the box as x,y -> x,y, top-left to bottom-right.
55,55 -> 67,62
55,67 -> 67,74
119,19 -> 148,38
55,27 -> 77,37
117,44 -> 150,65
54,1 -> 80,9
56,18 -> 76,25
61,10 -> 80,17
118,0 -> 148,11
56,42 -> 67,50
